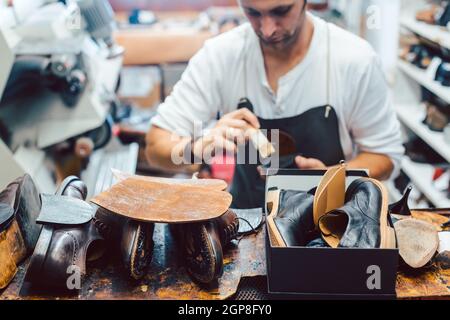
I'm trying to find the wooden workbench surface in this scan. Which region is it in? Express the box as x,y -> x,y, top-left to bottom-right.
1,211 -> 449,300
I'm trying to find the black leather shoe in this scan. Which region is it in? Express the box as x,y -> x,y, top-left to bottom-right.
0,174 -> 41,289
23,176 -> 103,291
170,210 -> 239,285
93,208 -> 155,281
266,189 -> 316,247
435,62 -> 450,87
318,178 -> 396,249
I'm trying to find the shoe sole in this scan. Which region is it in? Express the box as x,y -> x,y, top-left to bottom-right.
12,175 -> 42,253
313,164 -> 346,227
185,223 -> 223,284
125,221 -> 154,280
266,189 -> 288,247
364,178 -> 396,249
394,218 -> 439,268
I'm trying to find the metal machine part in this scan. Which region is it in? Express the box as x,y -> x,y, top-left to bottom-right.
0,1 -> 124,191
77,0 -> 124,59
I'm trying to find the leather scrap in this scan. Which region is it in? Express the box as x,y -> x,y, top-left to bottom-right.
37,195 -> 95,225
396,210 -> 450,298
91,178 -> 233,223
112,169 -> 228,191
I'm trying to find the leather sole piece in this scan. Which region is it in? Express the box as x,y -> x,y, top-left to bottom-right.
366,179 -> 396,249
266,189 -> 287,247
15,174 -> 42,252
0,220 -> 27,289
394,218 -> 439,268
313,164 -> 346,227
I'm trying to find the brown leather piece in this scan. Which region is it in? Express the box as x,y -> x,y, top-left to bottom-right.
91,178 -> 233,223
0,220 -> 27,289
112,169 -> 228,191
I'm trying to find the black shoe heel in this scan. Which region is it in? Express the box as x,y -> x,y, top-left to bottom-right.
389,186 -> 412,217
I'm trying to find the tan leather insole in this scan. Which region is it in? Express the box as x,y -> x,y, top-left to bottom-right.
265,189 -> 286,247
318,213 -> 348,248
313,164 -> 346,226
112,169 -> 228,191
91,178 -> 232,223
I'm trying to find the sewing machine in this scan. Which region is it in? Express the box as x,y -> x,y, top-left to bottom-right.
0,0 -> 126,193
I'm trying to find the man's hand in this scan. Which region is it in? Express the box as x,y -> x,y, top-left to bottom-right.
192,108 -> 260,159
294,155 -> 327,170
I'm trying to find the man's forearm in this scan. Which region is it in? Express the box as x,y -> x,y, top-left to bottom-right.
347,152 -> 394,181
145,128 -> 200,173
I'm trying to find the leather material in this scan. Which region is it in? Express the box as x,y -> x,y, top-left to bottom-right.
91,178 -> 232,223
0,204 -> 14,231
55,177 -> 87,200
94,206 -> 155,281
319,178 -> 392,249
23,176 -> 103,290
0,174 -> 41,252
231,105 -> 345,209
273,189 -> 316,247
234,208 -> 264,235
120,220 -> 154,280
38,194 -> 94,225
0,220 -> 27,289
170,210 -> 239,284
170,221 -> 224,285
112,169 -> 228,191
313,163 -> 346,226
214,210 -> 239,246
306,237 -> 329,248
0,174 -> 41,289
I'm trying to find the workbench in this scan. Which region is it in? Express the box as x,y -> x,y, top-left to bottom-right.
1,211 -> 449,300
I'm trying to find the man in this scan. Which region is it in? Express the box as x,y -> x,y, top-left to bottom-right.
146,0 -> 404,209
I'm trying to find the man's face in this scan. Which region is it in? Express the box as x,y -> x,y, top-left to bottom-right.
240,0 -> 307,50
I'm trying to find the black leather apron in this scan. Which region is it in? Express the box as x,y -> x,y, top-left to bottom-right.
230,23 -> 345,209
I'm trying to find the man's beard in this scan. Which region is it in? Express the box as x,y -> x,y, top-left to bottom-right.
258,25 -> 301,50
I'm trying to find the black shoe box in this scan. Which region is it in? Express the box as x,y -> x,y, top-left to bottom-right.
264,169 -> 399,300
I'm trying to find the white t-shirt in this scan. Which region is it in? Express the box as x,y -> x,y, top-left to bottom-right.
152,14 -> 404,177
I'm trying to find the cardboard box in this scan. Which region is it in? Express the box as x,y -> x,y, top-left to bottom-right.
265,169 -> 399,299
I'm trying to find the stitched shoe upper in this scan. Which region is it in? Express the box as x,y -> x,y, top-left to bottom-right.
274,189 -> 315,247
